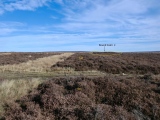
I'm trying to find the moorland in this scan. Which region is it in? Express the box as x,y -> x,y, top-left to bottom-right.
0,52 -> 160,120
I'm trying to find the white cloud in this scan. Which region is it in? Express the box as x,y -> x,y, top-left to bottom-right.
52,0 -> 160,42
0,31 -> 160,52
0,21 -> 26,35
0,0 -> 51,13
0,0 -> 160,51
0,28 -> 17,35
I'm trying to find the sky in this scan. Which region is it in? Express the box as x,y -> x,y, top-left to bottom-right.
0,0 -> 160,52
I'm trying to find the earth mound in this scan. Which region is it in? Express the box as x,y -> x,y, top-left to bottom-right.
3,77 -> 160,120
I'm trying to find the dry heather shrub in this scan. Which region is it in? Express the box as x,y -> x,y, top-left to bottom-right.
0,78 -> 43,117
3,77 -> 160,119
0,53 -> 74,73
53,53 -> 160,74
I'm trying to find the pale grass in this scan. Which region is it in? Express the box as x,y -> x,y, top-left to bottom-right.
0,78 -> 44,116
0,53 -> 74,73
0,53 -> 11,55
52,67 -> 106,76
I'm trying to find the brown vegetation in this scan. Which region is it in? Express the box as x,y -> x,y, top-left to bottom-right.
0,78 -> 43,117
0,53 -> 75,117
0,53 -> 74,73
1,52 -> 160,120
3,76 -> 160,120
52,52 -> 160,74
0,52 -> 61,65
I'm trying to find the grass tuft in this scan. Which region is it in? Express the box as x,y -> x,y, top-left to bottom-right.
0,78 -> 43,116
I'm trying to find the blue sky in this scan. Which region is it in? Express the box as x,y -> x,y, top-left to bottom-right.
0,0 -> 160,52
